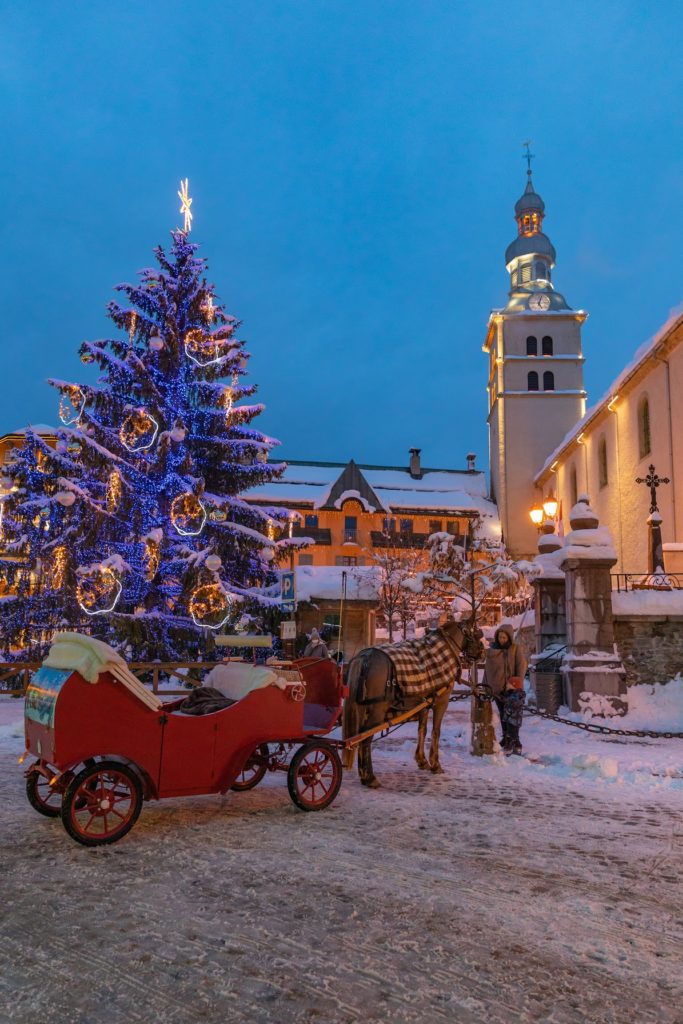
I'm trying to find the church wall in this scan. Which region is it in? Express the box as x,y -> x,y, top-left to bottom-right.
540,329 -> 683,575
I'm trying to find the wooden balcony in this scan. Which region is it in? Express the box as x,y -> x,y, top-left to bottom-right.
291,526 -> 332,546
370,531 -> 428,549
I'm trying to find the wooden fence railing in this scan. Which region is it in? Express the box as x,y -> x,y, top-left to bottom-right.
0,662 -> 219,697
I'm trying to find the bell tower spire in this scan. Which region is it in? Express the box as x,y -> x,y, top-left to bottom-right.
483,151 -> 588,558
503,146 -> 570,313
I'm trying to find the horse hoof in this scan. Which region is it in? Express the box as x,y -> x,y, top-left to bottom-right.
361,777 -> 381,789
415,759 -> 429,771
430,764 -> 445,775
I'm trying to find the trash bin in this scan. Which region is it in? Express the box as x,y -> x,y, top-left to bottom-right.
533,671 -> 563,715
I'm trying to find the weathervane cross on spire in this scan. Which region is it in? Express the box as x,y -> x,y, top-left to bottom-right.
522,139 -> 534,177
178,178 -> 193,234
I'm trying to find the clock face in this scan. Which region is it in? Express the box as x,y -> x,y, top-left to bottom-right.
529,294 -> 551,311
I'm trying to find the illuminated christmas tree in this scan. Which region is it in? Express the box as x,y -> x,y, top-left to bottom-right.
1,184 -> 289,659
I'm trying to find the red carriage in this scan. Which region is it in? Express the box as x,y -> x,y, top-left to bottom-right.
22,633 -> 346,846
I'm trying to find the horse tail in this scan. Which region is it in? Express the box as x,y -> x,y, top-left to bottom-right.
342,655 -> 362,769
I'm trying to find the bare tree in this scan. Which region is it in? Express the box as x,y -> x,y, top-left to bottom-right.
365,540 -> 424,641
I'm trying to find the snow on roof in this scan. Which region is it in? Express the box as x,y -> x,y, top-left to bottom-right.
536,306 -> 683,482
296,565 -> 381,602
3,424 -> 57,438
245,460 -> 498,516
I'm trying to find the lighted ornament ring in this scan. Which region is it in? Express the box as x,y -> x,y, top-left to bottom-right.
189,583 -> 234,630
170,493 -> 207,536
119,408 -> 159,453
184,328 -> 231,367
59,386 -> 86,426
76,567 -> 122,616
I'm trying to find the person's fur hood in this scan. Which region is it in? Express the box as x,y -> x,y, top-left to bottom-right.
493,623 -> 515,647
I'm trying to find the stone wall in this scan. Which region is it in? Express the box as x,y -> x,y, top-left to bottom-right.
614,615 -> 683,687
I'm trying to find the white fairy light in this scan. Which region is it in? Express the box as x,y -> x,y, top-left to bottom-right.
76,567 -> 122,616
178,178 -> 193,233
59,386 -> 86,426
119,409 -> 159,453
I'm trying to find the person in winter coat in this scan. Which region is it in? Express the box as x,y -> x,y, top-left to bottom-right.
303,628 -> 331,659
483,623 -> 528,754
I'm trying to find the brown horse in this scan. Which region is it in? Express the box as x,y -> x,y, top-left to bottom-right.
342,620 -> 480,788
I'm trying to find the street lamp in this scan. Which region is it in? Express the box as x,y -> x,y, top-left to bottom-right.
529,506 -> 544,526
542,494 -> 558,519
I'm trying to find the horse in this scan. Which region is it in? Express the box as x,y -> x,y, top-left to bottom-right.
342,619 -> 482,788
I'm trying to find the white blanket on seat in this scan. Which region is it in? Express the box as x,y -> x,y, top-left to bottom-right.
204,662 -> 284,702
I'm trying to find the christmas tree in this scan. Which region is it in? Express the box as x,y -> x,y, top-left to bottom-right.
1,184 -> 289,659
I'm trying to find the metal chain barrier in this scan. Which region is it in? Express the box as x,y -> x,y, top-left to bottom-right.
450,686 -> 683,740
523,705 -> 683,740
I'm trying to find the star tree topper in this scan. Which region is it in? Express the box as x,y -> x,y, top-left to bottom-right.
178,178 -> 193,233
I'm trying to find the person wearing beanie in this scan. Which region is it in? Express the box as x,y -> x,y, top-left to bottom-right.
303,627 -> 331,660
483,623 -> 528,754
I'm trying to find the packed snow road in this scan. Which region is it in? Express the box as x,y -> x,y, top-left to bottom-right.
1,698 -> 681,1024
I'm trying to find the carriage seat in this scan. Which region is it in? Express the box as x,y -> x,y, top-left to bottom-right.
203,662 -> 287,702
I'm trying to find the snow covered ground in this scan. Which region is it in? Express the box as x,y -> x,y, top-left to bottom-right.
1,692 -> 681,1024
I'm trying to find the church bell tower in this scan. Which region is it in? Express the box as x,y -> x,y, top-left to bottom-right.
484,151 -> 587,558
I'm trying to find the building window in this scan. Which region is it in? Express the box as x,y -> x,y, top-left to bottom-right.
528,371 -> 539,391
298,554 -> 313,566
521,264 -> 532,283
335,556 -> 358,566
446,521 -> 463,537
382,516 -> 395,533
542,335 -> 553,356
570,464 -> 578,507
535,262 -> 547,280
598,437 -> 608,489
543,370 -> 555,391
399,518 -> 412,535
526,336 -> 538,356
343,515 -> 357,543
429,519 -> 442,534
638,395 -> 651,459
304,514 -> 319,528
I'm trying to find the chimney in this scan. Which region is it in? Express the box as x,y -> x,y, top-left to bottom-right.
409,448 -> 422,479
466,452 -> 476,472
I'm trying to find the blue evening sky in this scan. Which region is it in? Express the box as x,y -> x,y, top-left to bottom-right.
3,2 -> 683,473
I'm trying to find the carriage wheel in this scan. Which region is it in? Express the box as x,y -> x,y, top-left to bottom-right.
231,744 -> 269,791
26,768 -> 62,818
61,760 -> 143,847
287,741 -> 342,812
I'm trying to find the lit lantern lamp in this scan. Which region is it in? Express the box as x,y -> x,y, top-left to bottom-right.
529,506 -> 544,526
542,494 -> 559,519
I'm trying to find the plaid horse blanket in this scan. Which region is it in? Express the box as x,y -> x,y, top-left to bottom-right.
380,630 -> 460,698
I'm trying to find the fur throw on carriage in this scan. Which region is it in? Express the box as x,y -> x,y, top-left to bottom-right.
380,630 -> 462,698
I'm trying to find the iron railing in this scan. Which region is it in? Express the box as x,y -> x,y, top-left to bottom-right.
342,529 -> 359,544
611,572 -> 683,592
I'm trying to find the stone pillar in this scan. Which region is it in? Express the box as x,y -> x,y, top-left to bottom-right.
560,496 -> 627,715
530,526 -> 567,713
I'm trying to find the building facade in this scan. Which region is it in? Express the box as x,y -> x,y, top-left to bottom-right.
244,449 -> 500,567
484,171 -> 587,558
534,309 -> 683,574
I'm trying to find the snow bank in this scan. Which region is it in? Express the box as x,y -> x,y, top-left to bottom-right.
612,588 -> 683,616
564,675 -> 683,732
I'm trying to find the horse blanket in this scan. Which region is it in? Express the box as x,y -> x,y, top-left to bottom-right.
381,630 -> 460,698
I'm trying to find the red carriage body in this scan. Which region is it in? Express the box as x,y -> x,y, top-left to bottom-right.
23,646 -> 346,846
